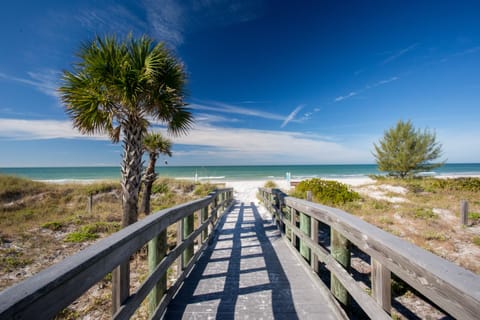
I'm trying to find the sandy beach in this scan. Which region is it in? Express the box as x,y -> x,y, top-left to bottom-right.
225,176 -> 375,203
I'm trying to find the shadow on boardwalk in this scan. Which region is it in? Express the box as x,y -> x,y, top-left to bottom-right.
164,201 -> 337,319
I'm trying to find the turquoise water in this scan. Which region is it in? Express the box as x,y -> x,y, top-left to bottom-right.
1,163 -> 480,182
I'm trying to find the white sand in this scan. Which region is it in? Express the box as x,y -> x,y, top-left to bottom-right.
225,177 -> 375,204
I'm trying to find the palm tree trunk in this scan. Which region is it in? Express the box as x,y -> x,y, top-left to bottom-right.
140,153 -> 158,215
120,118 -> 144,227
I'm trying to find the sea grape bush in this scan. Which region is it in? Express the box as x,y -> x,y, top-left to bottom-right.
291,178 -> 361,206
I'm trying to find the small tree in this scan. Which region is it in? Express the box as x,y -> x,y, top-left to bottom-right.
140,132 -> 172,215
373,120 -> 444,178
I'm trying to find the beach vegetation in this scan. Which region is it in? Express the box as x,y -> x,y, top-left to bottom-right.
473,236 -> 480,247
65,222 -> 121,242
373,120 -> 444,178
59,34 -> 192,228
1,248 -> 33,272
413,208 -> 438,220
140,132 -> 173,215
264,180 -> 277,188
291,178 -> 360,206
42,221 -> 64,231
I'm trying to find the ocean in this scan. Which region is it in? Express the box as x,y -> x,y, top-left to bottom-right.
1,163 -> 480,182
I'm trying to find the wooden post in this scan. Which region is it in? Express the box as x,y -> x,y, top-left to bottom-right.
183,213 -> 194,266
461,200 -> 469,226
201,207 -> 208,241
148,230 -> 166,316
291,208 -> 297,248
177,219 -> 184,275
311,217 -> 319,273
299,212 -> 311,261
112,260 -> 129,314
87,194 -> 93,214
306,191 -> 312,202
371,258 -> 391,313
331,229 -> 351,307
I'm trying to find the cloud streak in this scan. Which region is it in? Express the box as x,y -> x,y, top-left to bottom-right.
191,101 -> 286,121
334,76 -> 399,102
0,118 -> 107,140
0,118 -> 370,164
281,105 -> 304,128
0,70 -> 60,98
381,43 -> 419,65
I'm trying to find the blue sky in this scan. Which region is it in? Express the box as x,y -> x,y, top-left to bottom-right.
1,1 -> 479,167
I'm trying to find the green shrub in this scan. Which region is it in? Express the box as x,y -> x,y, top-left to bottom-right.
152,181 -> 169,194
413,208 -> 438,220
468,212 -> 480,221
42,221 -> 63,231
264,180 -> 277,188
0,249 -> 33,272
64,229 -> 98,243
290,178 -> 360,206
473,236 -> 480,246
84,182 -> 118,195
64,222 -> 120,242
194,183 -> 216,196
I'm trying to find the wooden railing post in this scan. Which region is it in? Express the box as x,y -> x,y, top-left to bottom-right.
177,218 -> 184,274
201,206 -> 208,241
311,217 -> 319,273
299,212 -> 311,261
112,261 -> 129,315
183,213 -> 194,266
291,207 -> 298,248
331,229 -> 351,307
148,229 -> 167,316
372,258 -> 391,313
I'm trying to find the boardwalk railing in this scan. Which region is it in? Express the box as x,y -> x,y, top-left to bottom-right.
259,187 -> 480,320
0,188 -> 233,319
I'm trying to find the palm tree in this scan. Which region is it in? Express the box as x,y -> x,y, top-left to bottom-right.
140,132 -> 172,215
59,35 -> 192,227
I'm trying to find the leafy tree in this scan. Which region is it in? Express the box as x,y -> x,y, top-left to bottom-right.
60,35 -> 192,227
373,120 -> 444,178
140,132 -> 172,215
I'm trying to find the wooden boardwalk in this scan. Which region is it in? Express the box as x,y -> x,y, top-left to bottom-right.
164,201 -> 339,319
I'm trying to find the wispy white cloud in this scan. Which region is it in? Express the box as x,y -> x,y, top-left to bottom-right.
195,113 -> 241,124
191,101 -> 286,121
335,76 -> 399,102
0,118 -> 107,140
143,0 -> 184,47
0,118 -> 371,164
0,70 -> 60,98
452,45 -> 480,57
367,76 -> 399,89
381,43 -> 419,65
281,105 -> 303,128
335,91 -> 359,102
168,124 -> 370,164
139,0 -> 265,48
75,5 -> 147,38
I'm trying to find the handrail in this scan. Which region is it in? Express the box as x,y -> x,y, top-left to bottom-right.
259,187 -> 480,320
0,188 -> 234,319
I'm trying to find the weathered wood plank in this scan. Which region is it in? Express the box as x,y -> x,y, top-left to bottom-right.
311,217 -> 319,273
372,258 -> 391,313
112,261 -> 130,314
183,213 -> 194,266
331,229 -> 350,307
147,230 -> 167,316
299,212 -> 311,260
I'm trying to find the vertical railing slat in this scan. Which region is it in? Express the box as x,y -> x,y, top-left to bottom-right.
372,258 -> 392,313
